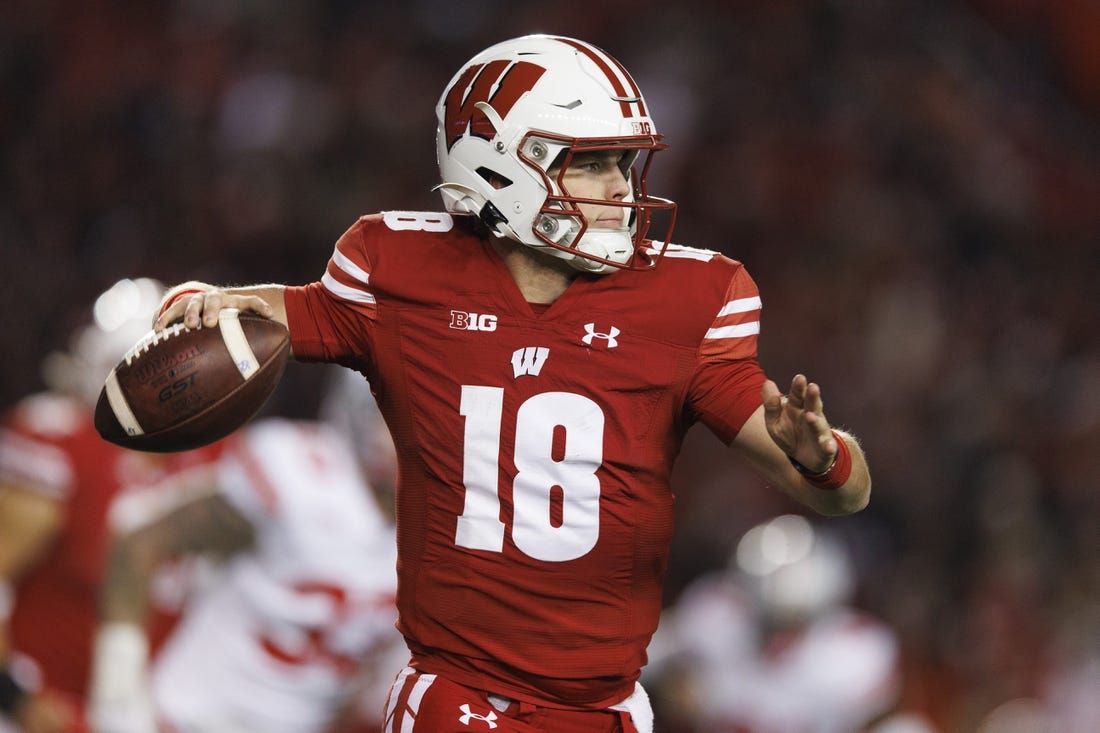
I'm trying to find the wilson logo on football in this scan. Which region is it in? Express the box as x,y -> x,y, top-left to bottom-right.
127,328 -> 203,385
442,60 -> 547,150
132,348 -> 202,385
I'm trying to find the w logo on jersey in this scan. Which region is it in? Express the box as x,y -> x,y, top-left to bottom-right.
442,60 -> 547,150
511,347 -> 549,378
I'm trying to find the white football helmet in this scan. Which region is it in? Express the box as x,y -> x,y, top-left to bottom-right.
41,278 -> 165,405
435,34 -> 677,274
733,514 -> 855,624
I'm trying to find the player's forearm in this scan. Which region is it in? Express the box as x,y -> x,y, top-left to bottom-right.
785,431 -> 871,516
733,404 -> 872,516
222,284 -> 288,326
0,484 -> 65,583
99,531 -> 161,625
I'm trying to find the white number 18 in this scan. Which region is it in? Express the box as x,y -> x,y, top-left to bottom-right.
455,385 -> 604,562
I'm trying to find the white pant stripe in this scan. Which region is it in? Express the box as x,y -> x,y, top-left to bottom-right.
405,673 -> 437,714
383,667 -> 414,732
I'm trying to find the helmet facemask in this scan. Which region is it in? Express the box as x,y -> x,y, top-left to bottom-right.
514,132 -> 676,273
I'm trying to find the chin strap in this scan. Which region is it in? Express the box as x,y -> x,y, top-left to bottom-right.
436,179 -> 633,274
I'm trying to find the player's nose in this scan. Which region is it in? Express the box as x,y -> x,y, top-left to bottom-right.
606,167 -> 630,201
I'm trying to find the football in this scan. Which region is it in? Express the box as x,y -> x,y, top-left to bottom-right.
94,309 -> 291,452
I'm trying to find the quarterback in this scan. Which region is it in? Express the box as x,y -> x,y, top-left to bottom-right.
155,35 -> 872,733
89,377 -> 404,733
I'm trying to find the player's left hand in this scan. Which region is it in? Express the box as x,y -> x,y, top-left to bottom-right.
761,374 -> 837,474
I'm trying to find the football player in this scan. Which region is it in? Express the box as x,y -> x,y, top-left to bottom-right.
88,368 -> 404,733
645,515 -> 914,732
0,279 -> 224,733
153,35 -> 872,733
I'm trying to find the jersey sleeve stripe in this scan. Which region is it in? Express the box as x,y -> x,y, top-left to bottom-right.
322,271 -> 377,305
707,295 -> 761,340
333,246 -> 371,285
700,266 -> 762,360
705,322 -> 760,340
716,296 -> 762,317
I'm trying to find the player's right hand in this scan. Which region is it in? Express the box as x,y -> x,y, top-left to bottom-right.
154,283 -> 275,331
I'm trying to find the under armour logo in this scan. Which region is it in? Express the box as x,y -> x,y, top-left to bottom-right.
458,704 -> 499,729
582,323 -> 620,348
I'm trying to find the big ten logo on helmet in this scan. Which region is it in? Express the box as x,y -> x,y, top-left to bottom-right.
443,60 -> 547,149
450,310 -> 498,332
631,120 -> 653,135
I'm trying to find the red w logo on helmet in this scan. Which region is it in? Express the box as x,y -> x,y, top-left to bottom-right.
443,60 -> 546,151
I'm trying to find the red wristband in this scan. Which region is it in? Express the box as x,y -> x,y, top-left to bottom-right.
155,287 -> 205,321
788,430 -> 852,490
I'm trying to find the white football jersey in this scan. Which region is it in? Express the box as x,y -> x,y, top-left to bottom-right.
150,419 -> 404,733
646,575 -> 900,733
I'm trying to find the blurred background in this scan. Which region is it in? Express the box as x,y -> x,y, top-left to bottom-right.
1,0 -> 1097,730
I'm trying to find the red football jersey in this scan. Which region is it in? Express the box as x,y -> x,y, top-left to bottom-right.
0,394 -> 223,704
285,212 -> 767,708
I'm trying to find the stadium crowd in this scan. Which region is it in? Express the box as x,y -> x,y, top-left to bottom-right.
1,1 -> 1097,731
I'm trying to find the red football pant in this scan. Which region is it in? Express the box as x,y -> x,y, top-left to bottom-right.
382,667 -> 643,733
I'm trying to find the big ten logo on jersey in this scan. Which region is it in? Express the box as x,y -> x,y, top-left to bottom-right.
450,310 -> 498,332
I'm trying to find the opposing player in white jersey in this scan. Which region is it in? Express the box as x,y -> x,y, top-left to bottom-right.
646,515 -> 909,733
1,278 -> 227,733
89,370 -> 404,733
